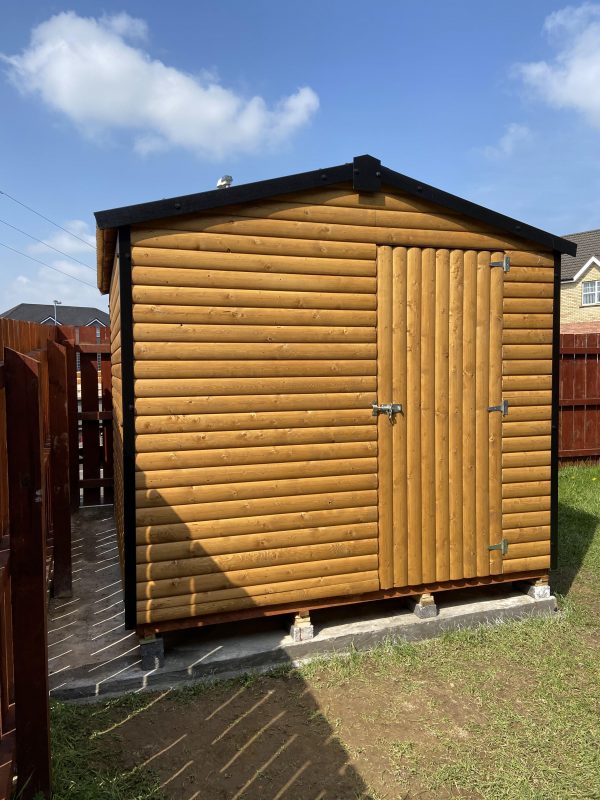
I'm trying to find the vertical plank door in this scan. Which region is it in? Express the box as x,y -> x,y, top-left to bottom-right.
375,246 -> 505,587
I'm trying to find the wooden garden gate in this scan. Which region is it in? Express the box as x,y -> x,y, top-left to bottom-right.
375,246 -> 505,590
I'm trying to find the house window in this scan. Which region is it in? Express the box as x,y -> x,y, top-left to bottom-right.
582,280 -> 600,306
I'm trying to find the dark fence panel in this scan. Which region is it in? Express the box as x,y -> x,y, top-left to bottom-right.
0,317 -> 112,798
559,332 -> 600,461
5,349 -> 52,798
76,326 -> 113,506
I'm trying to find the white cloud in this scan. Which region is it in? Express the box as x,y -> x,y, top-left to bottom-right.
27,219 -> 96,258
516,3 -> 600,127
3,262 -> 106,312
483,123 -> 532,159
2,11 -> 319,159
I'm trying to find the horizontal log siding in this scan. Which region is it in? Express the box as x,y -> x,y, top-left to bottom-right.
501,258 -> 553,570
109,254 -> 125,571
129,187 -> 553,623
132,200 -> 385,624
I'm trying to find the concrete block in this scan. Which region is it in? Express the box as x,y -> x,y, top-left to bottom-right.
140,636 -> 165,670
290,612 -> 314,642
408,593 -> 438,619
515,579 -> 552,600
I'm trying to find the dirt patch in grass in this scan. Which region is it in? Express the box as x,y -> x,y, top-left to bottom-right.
107,670 -> 481,800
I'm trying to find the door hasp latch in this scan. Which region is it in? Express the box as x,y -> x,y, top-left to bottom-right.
372,402 -> 402,422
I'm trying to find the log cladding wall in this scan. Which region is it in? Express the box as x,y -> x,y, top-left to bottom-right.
128,185 -> 554,625
502,253 -> 554,573
109,252 -> 125,569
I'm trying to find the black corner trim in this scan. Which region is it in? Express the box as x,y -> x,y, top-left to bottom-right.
353,154 -> 382,193
94,155 -> 577,257
550,251 -> 561,572
117,226 -> 137,630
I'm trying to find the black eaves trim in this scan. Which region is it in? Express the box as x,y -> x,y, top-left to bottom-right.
94,155 -> 577,256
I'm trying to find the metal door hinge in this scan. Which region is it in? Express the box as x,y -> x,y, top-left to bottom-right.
488,400 -> 509,416
372,402 -> 402,422
490,255 -> 510,273
488,538 -> 509,556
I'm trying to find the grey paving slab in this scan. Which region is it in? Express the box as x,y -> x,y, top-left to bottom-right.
48,507 -> 558,701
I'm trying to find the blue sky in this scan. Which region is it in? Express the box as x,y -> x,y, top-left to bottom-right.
1,1 -> 599,312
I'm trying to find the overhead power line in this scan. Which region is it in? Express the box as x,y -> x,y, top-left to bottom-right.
0,217 -> 96,272
0,188 -> 96,250
0,240 -> 97,288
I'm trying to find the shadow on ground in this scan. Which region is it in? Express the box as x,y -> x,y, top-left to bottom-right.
95,674 -> 377,800
553,499 -> 598,596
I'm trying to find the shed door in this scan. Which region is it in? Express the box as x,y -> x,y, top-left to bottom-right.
376,246 -> 505,589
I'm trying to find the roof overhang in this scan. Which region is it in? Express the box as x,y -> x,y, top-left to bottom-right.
94,154 -> 577,293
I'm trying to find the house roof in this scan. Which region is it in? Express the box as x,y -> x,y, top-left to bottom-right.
94,154 -> 577,293
560,229 -> 600,281
0,303 -> 109,326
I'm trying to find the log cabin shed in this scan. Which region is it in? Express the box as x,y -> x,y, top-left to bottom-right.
95,154 -> 576,638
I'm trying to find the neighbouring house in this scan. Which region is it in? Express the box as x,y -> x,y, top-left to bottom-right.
0,303 -> 109,328
560,229 -> 600,329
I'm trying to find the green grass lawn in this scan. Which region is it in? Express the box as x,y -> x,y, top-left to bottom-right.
50,465 -> 600,800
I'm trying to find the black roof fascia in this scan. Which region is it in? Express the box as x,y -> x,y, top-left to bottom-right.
95,161 -> 354,230
94,154 -> 577,256
379,165 -> 576,256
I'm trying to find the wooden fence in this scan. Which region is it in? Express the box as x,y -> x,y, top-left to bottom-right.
77,326 -> 113,506
559,332 -> 600,461
0,317 -> 113,799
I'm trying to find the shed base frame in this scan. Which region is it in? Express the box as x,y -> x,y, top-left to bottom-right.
135,569 -> 548,638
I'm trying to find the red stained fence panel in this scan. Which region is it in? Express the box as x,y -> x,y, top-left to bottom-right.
559,333 -> 600,460
0,318 -> 114,798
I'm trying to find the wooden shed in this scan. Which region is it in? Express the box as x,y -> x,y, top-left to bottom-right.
95,154 -> 576,637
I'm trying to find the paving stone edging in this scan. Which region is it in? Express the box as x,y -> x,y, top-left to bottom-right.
53,593 -> 557,701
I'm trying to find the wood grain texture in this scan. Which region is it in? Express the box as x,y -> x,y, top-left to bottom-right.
462,250 -> 477,577
406,247 -> 422,584
448,250 -> 464,580
377,246 -> 393,589
136,537 -> 379,581
475,251 -> 491,575
392,247 -> 408,587
138,566 -> 379,603
434,249 -> 450,582
132,245 -> 376,276
135,440 -> 378,471
137,522 -> 378,563
420,248 -> 436,582
489,251 -> 504,574
137,505 -> 379,545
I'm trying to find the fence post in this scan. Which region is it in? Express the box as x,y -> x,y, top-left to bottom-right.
48,341 -> 72,598
56,327 -> 79,511
4,348 -> 51,800
79,328 -> 101,505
